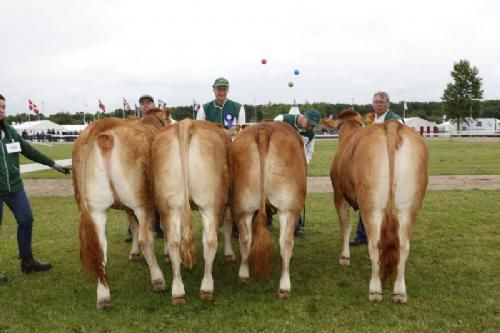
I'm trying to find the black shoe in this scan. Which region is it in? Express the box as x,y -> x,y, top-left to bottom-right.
349,238 -> 367,246
0,273 -> 7,283
21,256 -> 52,273
232,224 -> 239,239
294,228 -> 305,238
124,231 -> 132,243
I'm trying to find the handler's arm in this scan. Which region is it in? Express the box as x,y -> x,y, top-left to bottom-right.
237,105 -> 246,124
17,132 -> 55,167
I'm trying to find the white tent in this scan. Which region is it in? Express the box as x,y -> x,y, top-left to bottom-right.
404,117 -> 438,133
13,120 -> 66,133
289,105 -> 300,115
63,124 -> 88,132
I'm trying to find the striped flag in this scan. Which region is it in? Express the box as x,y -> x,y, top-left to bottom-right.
28,99 -> 40,114
98,99 -> 106,112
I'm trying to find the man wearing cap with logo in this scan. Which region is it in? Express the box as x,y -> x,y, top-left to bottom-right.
273,108 -> 321,238
350,91 -> 403,246
196,77 -> 246,132
124,94 -> 164,242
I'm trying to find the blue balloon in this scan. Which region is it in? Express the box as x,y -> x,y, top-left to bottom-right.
294,69 -> 300,75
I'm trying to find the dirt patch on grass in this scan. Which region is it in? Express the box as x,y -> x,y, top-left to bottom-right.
22,176 -> 500,197
308,175 -> 500,192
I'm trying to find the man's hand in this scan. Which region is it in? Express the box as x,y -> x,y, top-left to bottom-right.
52,163 -> 71,175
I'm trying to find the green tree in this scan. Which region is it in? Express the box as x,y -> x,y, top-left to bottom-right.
442,59 -> 483,131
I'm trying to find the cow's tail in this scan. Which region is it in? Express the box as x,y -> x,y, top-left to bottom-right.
73,133 -> 108,286
250,129 -> 273,280
379,121 -> 403,284
178,120 -> 196,268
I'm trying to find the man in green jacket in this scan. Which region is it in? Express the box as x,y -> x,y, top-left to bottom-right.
196,77 -> 246,130
350,91 -> 404,246
0,94 -> 70,283
274,108 -> 321,238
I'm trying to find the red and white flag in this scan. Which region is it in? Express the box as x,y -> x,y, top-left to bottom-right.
98,99 -> 106,112
28,99 -> 40,114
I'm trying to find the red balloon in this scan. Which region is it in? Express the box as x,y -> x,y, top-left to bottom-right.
261,58 -> 267,65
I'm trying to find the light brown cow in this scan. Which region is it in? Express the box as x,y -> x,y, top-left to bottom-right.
152,119 -> 233,304
231,121 -> 307,298
330,108 -> 428,303
73,108 -> 170,309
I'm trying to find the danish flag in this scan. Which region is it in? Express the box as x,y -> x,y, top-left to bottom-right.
98,99 -> 106,112
28,99 -> 40,114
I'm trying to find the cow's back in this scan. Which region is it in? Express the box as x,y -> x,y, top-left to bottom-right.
331,123 -> 428,211
152,120 -> 230,210
231,122 -> 306,215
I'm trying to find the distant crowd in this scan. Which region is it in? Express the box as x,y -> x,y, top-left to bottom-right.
21,129 -> 81,142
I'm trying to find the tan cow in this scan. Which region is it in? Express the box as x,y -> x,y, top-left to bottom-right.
330,108 -> 428,303
73,108 -> 170,309
231,121 -> 307,298
152,119 -> 234,304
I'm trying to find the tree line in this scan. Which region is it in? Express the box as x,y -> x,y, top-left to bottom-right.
7,99 -> 500,126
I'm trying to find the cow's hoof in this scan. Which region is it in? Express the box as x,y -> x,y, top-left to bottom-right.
278,289 -> 290,300
152,279 -> 166,293
199,290 -> 214,301
224,255 -> 237,264
96,298 -> 112,310
339,256 -> 350,267
164,254 -> 171,264
172,295 -> 186,305
128,253 -> 141,261
392,293 -> 407,304
369,291 -> 383,302
239,276 -> 250,284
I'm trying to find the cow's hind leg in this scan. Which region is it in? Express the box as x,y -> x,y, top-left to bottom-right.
278,210 -> 297,299
334,194 -> 351,267
222,207 -> 236,263
237,212 -> 254,283
392,211 -> 413,304
127,211 -> 141,261
135,207 -> 165,293
363,210 -> 384,302
164,208 -> 186,304
199,208 -> 219,300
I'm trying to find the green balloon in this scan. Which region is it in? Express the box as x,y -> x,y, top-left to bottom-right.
288,81 -> 294,87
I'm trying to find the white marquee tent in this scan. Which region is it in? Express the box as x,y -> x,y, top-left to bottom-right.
12,120 -> 66,133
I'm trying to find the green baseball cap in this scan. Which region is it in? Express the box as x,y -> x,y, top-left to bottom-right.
212,77 -> 229,88
305,108 -> 321,127
139,94 -> 154,103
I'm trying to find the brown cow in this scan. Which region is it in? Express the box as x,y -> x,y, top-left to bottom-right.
231,121 -> 307,298
330,108 -> 428,303
152,119 -> 233,304
73,108 -> 170,309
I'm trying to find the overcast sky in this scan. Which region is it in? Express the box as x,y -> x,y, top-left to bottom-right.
1,0 -> 499,115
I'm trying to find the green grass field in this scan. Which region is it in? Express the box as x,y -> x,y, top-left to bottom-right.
19,139 -> 500,179
0,191 -> 498,332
